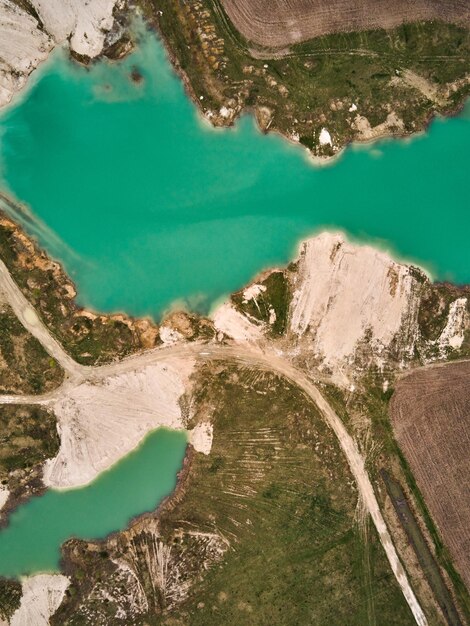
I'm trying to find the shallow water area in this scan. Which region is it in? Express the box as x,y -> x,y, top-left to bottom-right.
0,27 -> 469,319
0,428 -> 187,578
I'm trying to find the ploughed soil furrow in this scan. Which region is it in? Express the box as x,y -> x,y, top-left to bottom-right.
390,361 -> 470,591
219,0 -> 470,47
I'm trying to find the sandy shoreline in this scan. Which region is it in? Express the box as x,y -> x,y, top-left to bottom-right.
10,574 -> 69,626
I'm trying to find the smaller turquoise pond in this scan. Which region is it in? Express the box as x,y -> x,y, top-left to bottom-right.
0,428 -> 187,578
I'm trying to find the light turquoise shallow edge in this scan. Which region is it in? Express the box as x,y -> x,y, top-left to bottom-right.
0,428 -> 187,578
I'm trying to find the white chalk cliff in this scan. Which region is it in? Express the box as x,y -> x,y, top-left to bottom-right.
0,0 -> 122,108
289,233 -> 421,367
213,232 -> 424,370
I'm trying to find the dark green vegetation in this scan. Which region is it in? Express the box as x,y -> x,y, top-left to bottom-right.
0,404 -> 59,481
382,470 -> 462,626
0,305 -> 63,394
231,270 -> 291,336
417,281 -> 470,357
54,365 -> 415,625
0,210 -> 159,365
0,405 -> 59,515
143,0 -> 470,155
0,577 -> 21,621
322,378 -> 470,624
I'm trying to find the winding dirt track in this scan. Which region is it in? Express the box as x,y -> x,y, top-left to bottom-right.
0,258 -> 85,381
0,259 -> 427,625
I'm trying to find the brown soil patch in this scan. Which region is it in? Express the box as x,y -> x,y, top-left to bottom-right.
220,0 -> 470,48
390,361 -> 470,590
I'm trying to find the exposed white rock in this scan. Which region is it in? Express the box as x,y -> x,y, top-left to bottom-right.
31,0 -> 118,58
353,112 -> 405,141
319,127 -> 332,146
0,0 -> 120,108
43,358 -> 194,489
189,421 -> 213,455
11,574 -> 69,626
159,325 -> 184,345
0,485 -> 8,511
110,560 -> 149,615
0,0 -> 53,107
290,233 -> 420,367
242,283 -> 266,302
438,297 -> 468,351
212,302 -> 263,344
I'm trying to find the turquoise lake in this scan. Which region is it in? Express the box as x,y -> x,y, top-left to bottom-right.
0,26 -> 469,320
0,21 -> 468,582
0,429 -> 187,578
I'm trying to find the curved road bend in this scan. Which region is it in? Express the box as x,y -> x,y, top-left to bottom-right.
0,258 -> 427,626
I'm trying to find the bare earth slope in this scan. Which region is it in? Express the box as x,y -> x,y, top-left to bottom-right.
221,0 -> 470,47
390,361 -> 470,590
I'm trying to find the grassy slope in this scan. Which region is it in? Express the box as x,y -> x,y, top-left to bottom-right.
146,0 -> 470,156
158,364 -> 415,625
53,364 -> 416,624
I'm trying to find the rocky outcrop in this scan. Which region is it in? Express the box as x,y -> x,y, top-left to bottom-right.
0,0 -> 52,108
213,301 -> 265,344
213,232 -> 470,378
214,232 -> 424,370
0,486 -> 8,512
289,233 -> 422,369
437,297 -> 468,353
0,0 -> 123,108
188,421 -> 213,455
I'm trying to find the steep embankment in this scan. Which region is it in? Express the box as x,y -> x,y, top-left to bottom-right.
0,0 -> 123,108
214,231 -> 469,382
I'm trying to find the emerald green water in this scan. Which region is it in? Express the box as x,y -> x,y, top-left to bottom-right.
0,27 -> 469,320
0,429 -> 187,578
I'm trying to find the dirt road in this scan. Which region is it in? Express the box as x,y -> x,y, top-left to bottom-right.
0,258 -> 86,380
0,261 -> 427,625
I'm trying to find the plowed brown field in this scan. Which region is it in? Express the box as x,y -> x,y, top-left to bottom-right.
390,361 -> 470,590
220,0 -> 470,47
